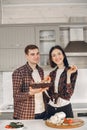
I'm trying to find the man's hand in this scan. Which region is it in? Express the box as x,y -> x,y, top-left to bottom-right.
29,86 -> 49,95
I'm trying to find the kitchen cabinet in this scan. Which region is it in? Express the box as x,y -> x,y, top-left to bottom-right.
35,25 -> 60,66
58,24 -> 87,68
58,24 -> 87,50
0,24 -> 35,71
59,26 -> 70,48
35,24 -> 87,68
0,112 -> 13,120
84,28 -> 87,42
0,25 -> 35,49
0,23 -> 87,71
72,103 -> 87,118
0,49 -> 26,71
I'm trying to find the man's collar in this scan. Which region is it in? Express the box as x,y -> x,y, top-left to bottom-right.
26,62 -> 39,73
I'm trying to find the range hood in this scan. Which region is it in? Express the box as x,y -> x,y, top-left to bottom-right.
64,28 -> 87,53
64,41 -> 87,52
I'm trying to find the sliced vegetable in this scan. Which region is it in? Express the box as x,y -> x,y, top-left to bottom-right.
5,125 -> 12,128
5,122 -> 24,128
64,118 -> 73,125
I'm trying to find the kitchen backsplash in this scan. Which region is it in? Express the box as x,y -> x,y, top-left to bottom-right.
0,69 -> 87,107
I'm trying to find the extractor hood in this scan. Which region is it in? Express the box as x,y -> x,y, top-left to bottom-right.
64,41 -> 87,52
64,28 -> 87,53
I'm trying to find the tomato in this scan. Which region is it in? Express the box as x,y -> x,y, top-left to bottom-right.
43,76 -> 51,83
68,119 -> 73,125
46,76 -> 51,81
64,118 -> 68,123
5,125 -> 12,128
47,76 -> 51,81
64,118 -> 73,125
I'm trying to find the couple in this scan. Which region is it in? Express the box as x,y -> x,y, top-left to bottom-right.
12,44 -> 78,120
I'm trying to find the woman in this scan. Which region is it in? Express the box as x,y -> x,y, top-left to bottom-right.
46,45 -> 78,119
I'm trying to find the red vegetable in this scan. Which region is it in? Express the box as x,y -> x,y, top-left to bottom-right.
64,118 -> 73,125
5,125 -> 12,128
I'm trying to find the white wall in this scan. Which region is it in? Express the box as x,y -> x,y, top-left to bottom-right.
3,72 -> 13,105
71,69 -> 87,103
0,69 -> 87,106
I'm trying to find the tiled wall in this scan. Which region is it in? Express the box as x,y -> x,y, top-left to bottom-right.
71,69 -> 87,103
2,72 -> 13,105
0,69 -> 87,106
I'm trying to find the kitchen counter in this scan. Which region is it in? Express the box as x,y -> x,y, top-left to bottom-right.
0,104 -> 13,120
0,118 -> 87,130
0,104 -> 13,113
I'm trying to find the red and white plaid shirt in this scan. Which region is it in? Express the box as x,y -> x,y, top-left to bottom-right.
12,62 -> 44,119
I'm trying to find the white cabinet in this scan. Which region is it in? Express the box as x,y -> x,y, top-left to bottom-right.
35,25 -> 87,68
39,30 -> 56,53
84,28 -> 87,42
0,23 -> 87,71
58,25 -> 87,68
0,25 -> 35,71
0,25 -> 35,49
59,24 -> 87,49
59,27 -> 70,48
0,49 -> 26,71
35,26 -> 59,66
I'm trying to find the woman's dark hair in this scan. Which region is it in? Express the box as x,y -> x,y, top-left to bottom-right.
49,45 -> 69,68
25,44 -> 39,55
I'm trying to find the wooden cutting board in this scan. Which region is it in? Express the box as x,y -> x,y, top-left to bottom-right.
45,118 -> 84,129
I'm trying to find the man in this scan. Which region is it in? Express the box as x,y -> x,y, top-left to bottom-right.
12,44 -> 48,119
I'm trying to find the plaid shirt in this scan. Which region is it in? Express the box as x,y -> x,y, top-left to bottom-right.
12,62 -> 44,119
48,67 -> 78,101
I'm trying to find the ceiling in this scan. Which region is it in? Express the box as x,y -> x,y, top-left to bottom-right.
2,0 -> 87,5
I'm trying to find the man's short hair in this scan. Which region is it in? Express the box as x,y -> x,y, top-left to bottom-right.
24,44 -> 39,55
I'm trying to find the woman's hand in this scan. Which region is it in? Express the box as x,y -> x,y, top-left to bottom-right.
67,65 -> 77,84
67,65 -> 77,76
42,75 -> 51,83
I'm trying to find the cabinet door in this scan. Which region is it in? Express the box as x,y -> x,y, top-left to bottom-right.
0,25 -> 35,71
59,27 -> 70,48
0,25 -> 35,49
35,26 -> 59,66
0,49 -> 25,71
